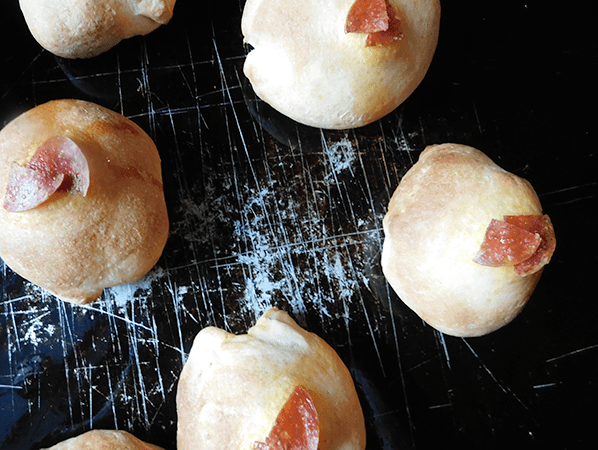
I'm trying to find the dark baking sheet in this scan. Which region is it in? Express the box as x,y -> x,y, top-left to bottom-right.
1,0 -> 597,449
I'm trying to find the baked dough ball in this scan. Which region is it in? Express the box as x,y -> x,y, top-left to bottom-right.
41,429 -> 164,449
176,308 -> 366,450
19,0 -> 177,58
381,144 -> 556,337
0,99 -> 169,304
242,0 -> 440,129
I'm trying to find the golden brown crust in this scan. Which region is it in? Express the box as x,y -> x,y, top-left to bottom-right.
19,0 -> 177,58
41,429 -> 164,450
382,144 -> 544,337
242,0 -> 440,129
176,308 -> 366,450
0,99 -> 169,304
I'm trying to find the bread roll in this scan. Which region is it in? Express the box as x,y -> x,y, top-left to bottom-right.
19,0 -> 177,58
381,144 -> 556,337
0,99 -> 169,304
41,429 -> 164,449
242,0 -> 440,129
176,308 -> 366,450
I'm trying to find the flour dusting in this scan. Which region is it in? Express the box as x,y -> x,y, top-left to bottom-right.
104,266 -> 167,309
23,320 -> 55,347
231,152 -> 372,322
325,138 -> 356,179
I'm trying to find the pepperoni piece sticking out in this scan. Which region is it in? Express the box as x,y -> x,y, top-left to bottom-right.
366,2 -> 404,46
474,219 -> 542,267
504,215 -> 557,276
346,0 -> 389,34
474,215 -> 556,276
4,163 -> 65,213
346,0 -> 404,47
254,386 -> 319,450
3,136 -> 90,212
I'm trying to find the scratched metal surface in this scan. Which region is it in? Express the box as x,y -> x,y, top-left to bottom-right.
1,0 -> 597,449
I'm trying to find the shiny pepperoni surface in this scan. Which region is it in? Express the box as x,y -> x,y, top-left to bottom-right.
346,0 -> 403,46
505,215 -> 557,276
346,0 -> 389,34
3,136 -> 89,212
255,385 -> 319,450
474,219 -> 542,267
474,215 -> 556,276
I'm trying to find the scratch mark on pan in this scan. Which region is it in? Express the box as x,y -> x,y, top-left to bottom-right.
198,275 -> 216,327
388,301 -> 415,447
7,302 -> 22,354
139,39 -> 157,139
213,39 -> 260,188
79,304 -> 154,333
472,102 -> 483,134
185,26 -> 211,131
341,242 -> 385,376
214,39 -> 290,320
538,180 -> 598,206
126,299 -> 151,429
165,276 -> 187,362
436,330 -> 452,370
341,298 -> 354,361
0,384 -> 23,390
428,403 -> 452,410
354,137 -> 381,229
105,364 -> 119,429
380,278 -> 404,403
56,299 -> 76,428
117,54 -> 124,115
87,366 -> 94,429
213,229 -> 380,260
546,343 -> 598,363
462,338 -> 536,422
549,194 -> 596,206
539,181 -> 598,197
358,292 -> 385,376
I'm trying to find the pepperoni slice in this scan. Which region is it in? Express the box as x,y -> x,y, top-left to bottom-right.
504,215 -> 557,276
3,136 -> 89,212
28,136 -> 90,196
254,385 -> 319,450
366,2 -> 404,46
346,0 -> 389,34
474,215 -> 556,276
3,163 -> 65,212
346,0 -> 403,47
474,219 -> 542,267
503,214 -> 551,234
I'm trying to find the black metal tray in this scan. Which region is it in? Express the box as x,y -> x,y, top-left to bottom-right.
1,1 -> 597,449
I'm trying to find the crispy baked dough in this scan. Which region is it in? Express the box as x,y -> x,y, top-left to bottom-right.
176,308 -> 366,450
242,0 -> 440,129
382,144 -> 545,337
19,0 -> 177,58
0,99 -> 169,304
41,429 -> 164,450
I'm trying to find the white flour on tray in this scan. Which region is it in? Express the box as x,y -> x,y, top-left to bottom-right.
232,136 -> 370,321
